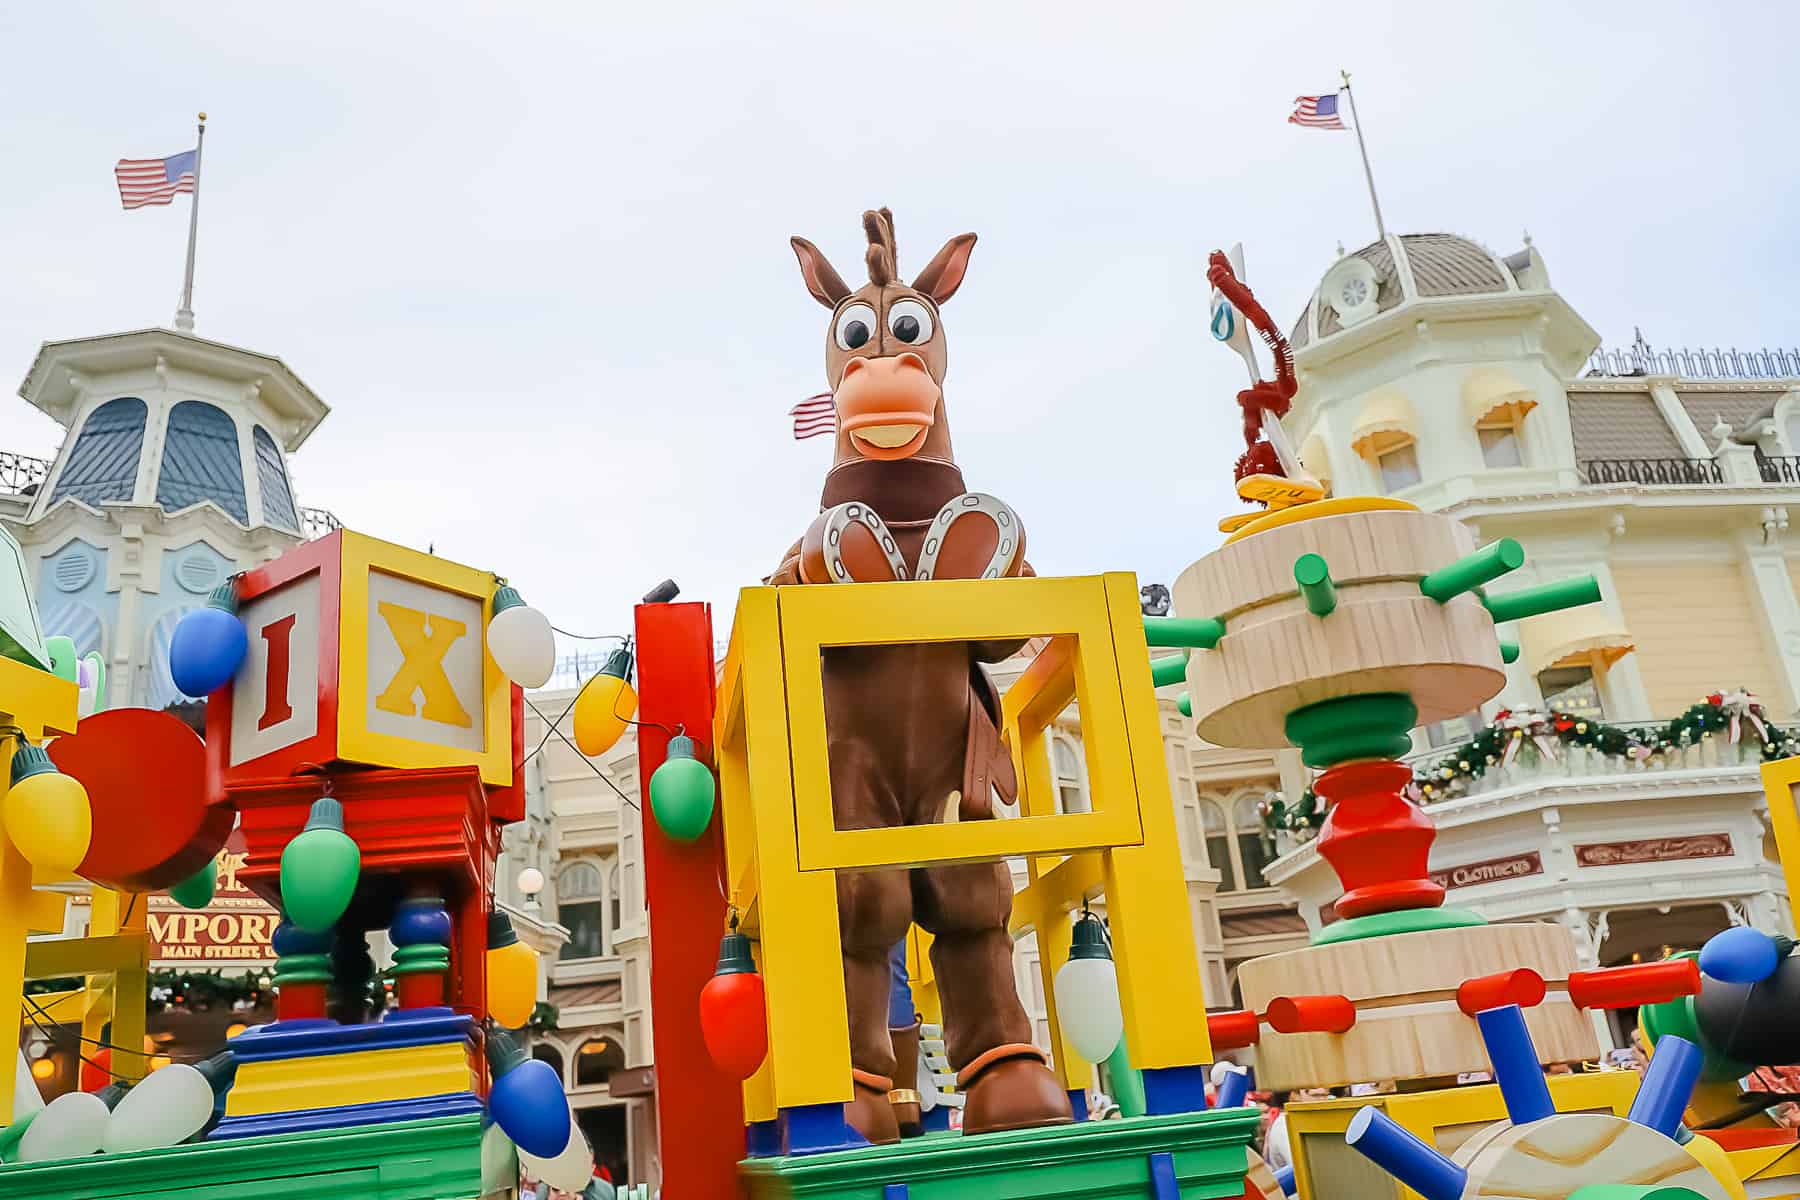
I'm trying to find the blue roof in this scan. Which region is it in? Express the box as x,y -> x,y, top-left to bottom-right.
155,400 -> 247,523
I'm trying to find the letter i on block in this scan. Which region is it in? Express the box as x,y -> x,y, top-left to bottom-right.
206,530 -> 515,789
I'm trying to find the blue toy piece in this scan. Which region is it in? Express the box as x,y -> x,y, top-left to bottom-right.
1346,1107 -> 1468,1200
1216,1066 -> 1250,1109
1475,1005 -> 1555,1124
1627,1036 -> 1703,1139
1698,926 -> 1785,984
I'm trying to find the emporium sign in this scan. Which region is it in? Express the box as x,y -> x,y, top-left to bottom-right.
73,834 -> 278,965
1428,851 -> 1544,890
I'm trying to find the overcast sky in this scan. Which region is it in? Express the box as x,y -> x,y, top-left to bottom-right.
2,2 -> 1795,650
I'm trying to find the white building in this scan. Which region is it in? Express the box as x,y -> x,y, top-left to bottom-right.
1264,231 -> 1799,1041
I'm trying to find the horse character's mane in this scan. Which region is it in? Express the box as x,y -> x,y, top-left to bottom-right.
864,208 -> 896,286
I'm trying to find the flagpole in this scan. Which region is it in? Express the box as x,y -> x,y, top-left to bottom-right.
1339,71 -> 1387,242
174,112 -> 206,333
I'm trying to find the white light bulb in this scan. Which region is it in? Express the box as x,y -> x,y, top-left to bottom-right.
18,1090 -> 110,1162
489,603 -> 556,689
519,1118 -> 594,1192
517,867 -> 545,897
1054,955 -> 1124,1065
103,1061 -> 215,1153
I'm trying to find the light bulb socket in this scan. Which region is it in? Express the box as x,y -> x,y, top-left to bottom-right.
491,585 -> 527,616
714,930 -> 757,977
303,795 -> 346,834
206,580 -> 240,615
1068,914 -> 1112,962
95,1082 -> 132,1110
488,911 -> 520,950
8,741 -> 56,786
197,1051 -> 238,1093
642,579 -> 680,604
598,647 -> 634,683
666,734 -> 697,762
486,1024 -> 528,1075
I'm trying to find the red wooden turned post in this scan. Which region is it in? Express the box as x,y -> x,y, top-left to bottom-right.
1314,760 -> 1446,920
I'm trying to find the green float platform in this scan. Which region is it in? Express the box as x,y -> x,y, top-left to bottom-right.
740,1106 -> 1260,1200
0,1112 -> 494,1200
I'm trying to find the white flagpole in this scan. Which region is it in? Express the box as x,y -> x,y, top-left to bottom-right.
1339,71 -> 1387,242
174,112 -> 206,332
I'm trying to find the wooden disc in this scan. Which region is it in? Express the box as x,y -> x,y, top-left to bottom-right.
50,708 -> 231,891
1457,1113 -> 1728,1200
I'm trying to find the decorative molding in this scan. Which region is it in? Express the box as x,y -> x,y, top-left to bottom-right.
1573,833 -> 1732,867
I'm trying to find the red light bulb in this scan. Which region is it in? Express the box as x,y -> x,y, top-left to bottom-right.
699,929 -> 768,1081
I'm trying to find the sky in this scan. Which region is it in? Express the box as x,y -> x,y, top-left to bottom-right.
1,1 -> 1796,652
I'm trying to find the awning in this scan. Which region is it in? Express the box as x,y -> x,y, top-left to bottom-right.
1464,367 -> 1538,426
1518,606 -> 1635,675
1350,389 -> 1416,458
1298,432 -> 1332,486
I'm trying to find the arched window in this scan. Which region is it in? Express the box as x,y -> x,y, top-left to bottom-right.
157,402 -> 248,523
574,1035 -> 625,1087
253,426 -> 300,532
1051,738 -> 1089,814
1234,794 -> 1271,889
1199,799 -> 1236,892
531,1042 -> 565,1082
558,861 -> 605,960
49,397 -> 147,509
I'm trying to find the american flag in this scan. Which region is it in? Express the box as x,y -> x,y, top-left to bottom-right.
1289,93 -> 1346,130
790,393 -> 836,440
114,150 -> 197,209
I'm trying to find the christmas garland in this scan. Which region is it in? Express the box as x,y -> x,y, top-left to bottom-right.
1262,689 -> 1800,835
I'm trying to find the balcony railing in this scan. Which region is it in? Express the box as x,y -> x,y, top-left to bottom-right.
1758,454 -> 1800,484
1580,457 -> 1723,486
1586,342 -> 1800,380
299,506 -> 342,540
0,452 -> 50,497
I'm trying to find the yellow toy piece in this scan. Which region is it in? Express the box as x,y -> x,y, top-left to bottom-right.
1,655 -> 151,1123
715,573 -> 1212,1116
224,1041 -> 476,1117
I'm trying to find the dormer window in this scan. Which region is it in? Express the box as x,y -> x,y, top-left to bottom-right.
156,401 -> 247,523
46,397 -> 147,510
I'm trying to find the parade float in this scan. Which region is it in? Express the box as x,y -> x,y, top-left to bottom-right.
0,212 -> 1794,1200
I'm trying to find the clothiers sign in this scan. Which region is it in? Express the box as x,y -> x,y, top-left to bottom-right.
1428,851 -> 1544,890
1574,834 -> 1732,867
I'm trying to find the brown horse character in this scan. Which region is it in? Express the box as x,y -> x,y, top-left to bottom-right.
769,209 -> 1073,1143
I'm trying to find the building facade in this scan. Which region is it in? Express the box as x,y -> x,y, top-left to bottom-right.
1266,231 -> 1799,1044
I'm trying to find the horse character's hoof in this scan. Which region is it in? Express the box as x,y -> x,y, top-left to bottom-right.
956,1044 -> 1073,1135
914,493 -> 1024,581
847,1068 -> 901,1145
889,1022 -> 925,1139
800,503 -> 910,585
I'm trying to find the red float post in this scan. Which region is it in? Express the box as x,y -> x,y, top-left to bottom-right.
1313,760 -> 1446,920
1567,959 -> 1700,1009
1265,994 -> 1357,1034
634,600 -> 746,1200
1455,969 -> 1547,1017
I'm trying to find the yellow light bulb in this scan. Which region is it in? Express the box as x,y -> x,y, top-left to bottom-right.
572,673 -> 637,757
2,770 -> 92,872
30,1057 -> 54,1080
486,939 -> 540,1029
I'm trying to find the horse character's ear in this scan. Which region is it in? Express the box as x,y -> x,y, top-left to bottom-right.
912,233 -> 977,305
790,236 -> 852,308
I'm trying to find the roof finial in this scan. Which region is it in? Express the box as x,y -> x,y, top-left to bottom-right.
1521,228 -> 1533,247
1335,240 -> 1346,258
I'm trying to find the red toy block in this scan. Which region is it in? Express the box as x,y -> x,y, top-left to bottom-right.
1207,1009 -> 1262,1050
1265,994 -> 1357,1034
1314,760 -> 1446,919
1456,969 -> 1548,1017
1568,959 -> 1699,1009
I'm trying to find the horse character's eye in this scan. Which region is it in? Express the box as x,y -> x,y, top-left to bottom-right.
834,303 -> 877,351
887,299 -> 934,344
